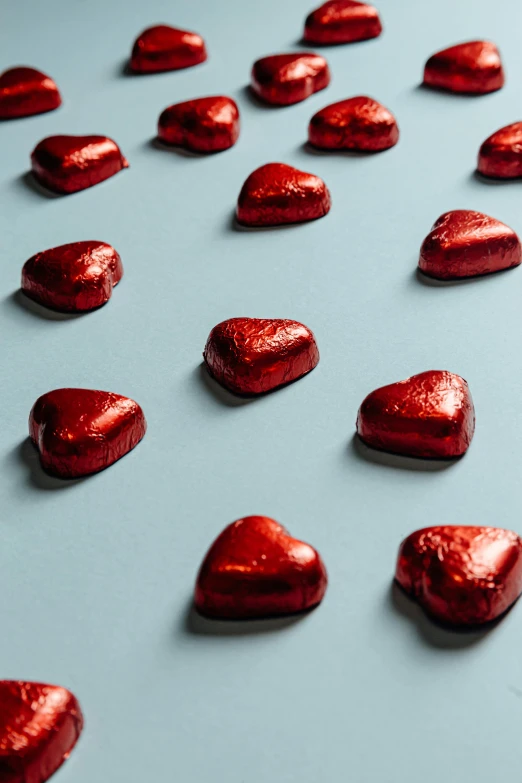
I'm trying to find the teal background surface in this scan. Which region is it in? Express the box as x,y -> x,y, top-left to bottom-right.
1,0 -> 522,780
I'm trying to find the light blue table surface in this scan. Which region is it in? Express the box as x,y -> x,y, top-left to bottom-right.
2,0 -> 522,780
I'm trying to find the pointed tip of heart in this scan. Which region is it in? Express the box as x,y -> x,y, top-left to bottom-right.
22,241 -> 123,312
157,96 -> 240,152
30,135 -> 128,194
130,24 -> 207,73
356,370 -> 475,458
203,317 -> 319,395
396,526 -> 522,625
303,0 -> 382,45
251,53 -> 330,105
29,388 -> 146,477
194,515 -> 328,619
419,210 -> 521,279
236,163 -> 331,227
308,96 -> 399,151
0,680 -> 83,783
423,40 -> 504,94
478,121 -> 522,178
0,66 -> 62,119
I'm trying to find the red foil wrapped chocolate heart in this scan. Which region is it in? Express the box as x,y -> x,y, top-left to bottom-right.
423,40 -> 504,94
195,515 -> 328,619
356,370 -> 475,458
130,24 -> 207,73
251,53 -> 330,105
396,526 -> 522,625
477,122 -> 522,178
22,241 -> 123,312
29,388 -> 146,478
303,0 -> 382,45
308,95 -> 398,150
0,66 -> 61,119
30,135 -> 128,194
236,163 -> 331,227
419,210 -> 521,279
203,317 -> 319,395
158,96 -> 239,152
0,680 -> 83,783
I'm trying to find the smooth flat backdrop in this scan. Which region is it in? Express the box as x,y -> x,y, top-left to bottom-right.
1,1 -> 522,781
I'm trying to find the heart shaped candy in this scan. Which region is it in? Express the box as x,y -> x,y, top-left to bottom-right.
203,317 -> 319,395
236,163 -> 331,226
0,680 -> 83,783
419,210 -> 521,279
477,122 -> 522,178
356,370 -> 475,458
130,25 -> 207,73
22,241 -> 123,312
309,96 -> 399,150
396,526 -> 522,625
0,66 -> 61,119
251,53 -> 330,105
158,96 -> 239,152
31,135 -> 128,194
29,388 -> 146,478
303,0 -> 382,45
423,40 -> 504,94
195,515 -> 328,619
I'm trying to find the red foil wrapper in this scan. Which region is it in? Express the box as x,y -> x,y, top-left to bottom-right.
356,370 -> 475,458
251,53 -> 330,105
478,122 -> 522,178
130,25 -> 207,73
195,515 -> 328,619
419,210 -> 521,279
396,526 -> 522,626
423,40 -> 504,94
0,680 -> 83,783
0,66 -> 61,119
236,162 -> 331,227
309,96 -> 398,151
31,135 -> 128,194
303,0 -> 382,45
203,317 -> 319,395
158,96 -> 239,152
22,241 -> 123,312
29,388 -> 146,478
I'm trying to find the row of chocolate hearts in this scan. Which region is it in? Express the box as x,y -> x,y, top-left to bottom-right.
0,34 -> 506,121
25,119 -> 522,203
3,519 -> 522,780
18,207 -> 522,318
29,365 -> 474,479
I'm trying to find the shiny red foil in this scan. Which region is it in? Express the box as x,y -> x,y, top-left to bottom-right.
356,370 -> 475,458
251,53 -> 330,105
0,680 -> 83,783
309,96 -> 398,151
158,96 -> 239,152
0,67 -> 61,119
478,122 -> 522,178
303,0 -> 382,45
204,317 -> 319,395
130,25 -> 207,73
30,135 -> 128,194
423,41 -> 504,94
236,162 -> 331,226
396,526 -> 522,625
22,241 -> 123,312
419,210 -> 521,279
29,388 -> 146,478
195,515 -> 328,619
